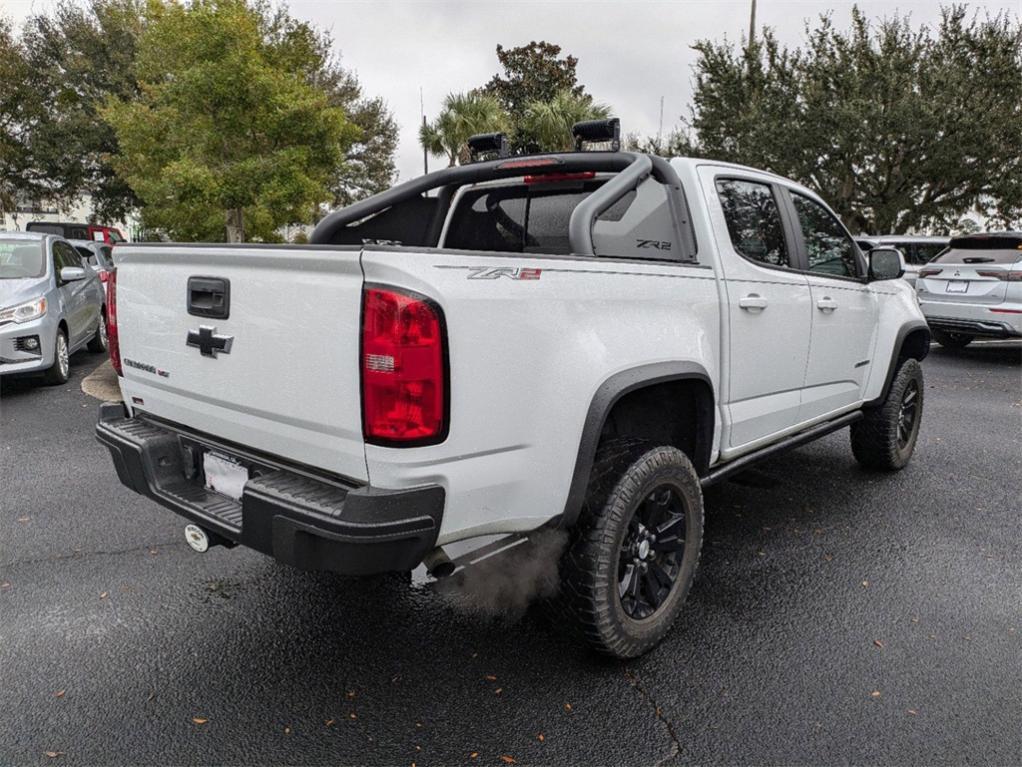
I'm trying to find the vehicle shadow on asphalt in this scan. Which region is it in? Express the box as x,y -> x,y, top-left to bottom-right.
0,349 -> 107,400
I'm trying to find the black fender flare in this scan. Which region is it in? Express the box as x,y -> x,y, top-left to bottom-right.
864,321 -> 931,408
558,361 -> 714,529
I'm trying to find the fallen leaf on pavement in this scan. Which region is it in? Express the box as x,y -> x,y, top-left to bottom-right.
54,690 -> 65,698
17,517 -> 30,523
862,580 -> 870,588
537,733 -> 545,742
564,703 -> 573,712
469,753 -> 478,759
191,717 -> 209,725
44,751 -> 64,758
346,690 -> 356,699
494,688 -> 502,695
349,713 -> 357,720
870,691 -> 881,698
873,640 -> 884,649
99,592 -> 108,599
284,726 -> 291,735
484,675 -> 497,682
0,581 -> 10,590
500,757 -> 516,764
325,719 -> 335,726
907,709 -> 918,716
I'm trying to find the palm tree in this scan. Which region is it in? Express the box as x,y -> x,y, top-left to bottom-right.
419,92 -> 511,167
521,90 -> 612,152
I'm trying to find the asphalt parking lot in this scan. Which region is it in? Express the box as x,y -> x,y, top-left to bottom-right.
2,343 -> 1020,766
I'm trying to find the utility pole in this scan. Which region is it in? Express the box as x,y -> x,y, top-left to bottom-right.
749,0 -> 757,48
421,86 -> 428,177
657,95 -> 664,153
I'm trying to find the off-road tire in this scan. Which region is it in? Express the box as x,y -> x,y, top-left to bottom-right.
42,328 -> 70,386
850,358 -> 924,471
557,437 -> 704,659
932,329 -> 973,349
87,312 -> 108,353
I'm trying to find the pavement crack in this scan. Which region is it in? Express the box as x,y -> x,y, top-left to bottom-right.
0,539 -> 183,572
624,669 -> 682,767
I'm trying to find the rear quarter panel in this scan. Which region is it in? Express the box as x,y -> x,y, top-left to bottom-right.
361,247 -> 721,543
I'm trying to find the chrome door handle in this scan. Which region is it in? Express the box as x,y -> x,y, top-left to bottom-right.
816,297 -> 838,312
739,294 -> 767,311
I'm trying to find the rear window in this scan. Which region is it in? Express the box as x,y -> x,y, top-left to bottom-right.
444,183 -> 599,255
934,234 -> 1022,264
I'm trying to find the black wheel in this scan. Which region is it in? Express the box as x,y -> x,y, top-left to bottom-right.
87,312 -> 108,353
42,328 -> 70,386
932,329 -> 973,349
557,438 -> 703,659
851,358 -> 924,470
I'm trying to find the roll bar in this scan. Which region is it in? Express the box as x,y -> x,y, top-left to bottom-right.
309,151 -> 694,260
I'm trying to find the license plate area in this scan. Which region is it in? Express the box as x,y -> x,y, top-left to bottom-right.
946,280 -> 969,293
202,450 -> 249,501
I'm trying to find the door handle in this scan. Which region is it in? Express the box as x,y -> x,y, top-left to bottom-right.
739,294 -> 767,311
816,297 -> 838,312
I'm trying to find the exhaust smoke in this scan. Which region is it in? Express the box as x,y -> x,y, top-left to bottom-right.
435,529 -> 568,619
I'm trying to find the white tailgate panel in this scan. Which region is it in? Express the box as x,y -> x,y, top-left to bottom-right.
115,245 -> 367,481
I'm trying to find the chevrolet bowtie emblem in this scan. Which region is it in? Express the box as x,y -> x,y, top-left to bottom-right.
187,325 -> 234,358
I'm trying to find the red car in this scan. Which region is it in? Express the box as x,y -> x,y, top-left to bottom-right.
26,222 -> 126,245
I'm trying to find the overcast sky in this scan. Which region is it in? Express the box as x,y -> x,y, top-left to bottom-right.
5,0 -> 1018,182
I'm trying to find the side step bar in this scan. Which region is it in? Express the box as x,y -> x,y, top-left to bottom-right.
701,411 -> 863,488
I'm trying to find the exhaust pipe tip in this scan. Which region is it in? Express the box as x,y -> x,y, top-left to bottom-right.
423,547 -> 456,579
184,524 -> 210,553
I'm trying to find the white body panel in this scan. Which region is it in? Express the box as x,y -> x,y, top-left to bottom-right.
114,245 -> 369,482
361,249 -> 721,542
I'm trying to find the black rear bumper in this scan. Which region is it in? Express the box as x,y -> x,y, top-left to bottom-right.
95,403 -> 443,575
927,316 -> 1022,339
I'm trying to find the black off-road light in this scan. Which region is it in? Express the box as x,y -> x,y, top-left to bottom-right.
572,118 -> 621,151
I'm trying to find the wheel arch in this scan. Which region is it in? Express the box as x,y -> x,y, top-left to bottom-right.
559,361 -> 715,529
865,321 -> 930,408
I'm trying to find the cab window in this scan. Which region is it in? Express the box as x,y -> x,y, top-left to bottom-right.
715,179 -> 790,267
790,193 -> 860,278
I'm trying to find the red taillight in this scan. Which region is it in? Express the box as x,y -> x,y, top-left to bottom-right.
497,157 -> 561,170
361,286 -> 446,445
107,268 -> 122,376
977,270 -> 1022,282
918,268 -> 942,278
524,171 -> 596,184
98,271 -> 109,283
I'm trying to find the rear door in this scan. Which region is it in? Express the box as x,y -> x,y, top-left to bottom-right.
783,191 -> 878,421
702,170 -> 812,450
115,244 -> 368,482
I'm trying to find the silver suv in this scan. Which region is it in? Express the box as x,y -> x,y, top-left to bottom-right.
0,232 -> 107,384
916,232 -> 1022,348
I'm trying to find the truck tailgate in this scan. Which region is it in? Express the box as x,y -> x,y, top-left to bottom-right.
114,244 -> 367,482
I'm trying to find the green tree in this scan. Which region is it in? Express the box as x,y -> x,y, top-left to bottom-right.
0,19 -> 30,220
484,41 -> 587,152
19,0 -> 144,221
653,6 -> 1022,233
419,91 -> 510,167
103,0 -> 360,242
521,89 -> 611,152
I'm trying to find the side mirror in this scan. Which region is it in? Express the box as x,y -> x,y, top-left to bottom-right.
60,266 -> 86,282
868,247 -> 905,281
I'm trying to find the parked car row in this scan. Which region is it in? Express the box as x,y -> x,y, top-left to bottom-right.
0,231 -> 107,384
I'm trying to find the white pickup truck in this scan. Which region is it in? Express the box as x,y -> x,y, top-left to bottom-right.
97,121 -> 930,658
